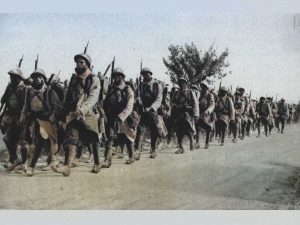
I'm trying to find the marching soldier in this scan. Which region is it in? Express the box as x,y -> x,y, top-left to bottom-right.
101,68 -> 139,167
21,68 -> 63,176
232,90 -> 245,143
0,67 -> 27,171
267,97 -> 277,135
52,52 -> 101,176
256,96 -> 271,137
171,77 -> 199,153
135,67 -> 164,159
195,81 -> 215,149
276,98 -> 288,134
215,86 -> 235,146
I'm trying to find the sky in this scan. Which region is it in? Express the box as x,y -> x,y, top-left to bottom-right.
0,13 -> 300,103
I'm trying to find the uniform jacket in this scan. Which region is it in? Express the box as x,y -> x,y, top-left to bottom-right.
199,92 -> 215,128
215,95 -> 235,126
64,69 -> 100,134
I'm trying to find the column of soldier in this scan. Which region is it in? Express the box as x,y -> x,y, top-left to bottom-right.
0,51 -> 299,177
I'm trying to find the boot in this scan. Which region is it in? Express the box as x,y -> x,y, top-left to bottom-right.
101,145 -> 112,168
175,148 -> 184,154
51,145 -> 76,176
150,151 -> 157,158
72,158 -> 80,167
90,164 -> 101,173
190,143 -> 194,151
125,158 -> 135,164
26,167 -> 34,177
134,150 -> 141,160
220,142 -> 224,146
7,159 -> 21,172
195,142 -> 200,149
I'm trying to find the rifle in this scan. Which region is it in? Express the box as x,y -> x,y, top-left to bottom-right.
110,56 -> 115,84
35,54 -> 39,70
84,41 -> 89,54
18,55 -> 24,68
275,93 -> 278,102
139,59 -> 143,83
103,63 -> 111,77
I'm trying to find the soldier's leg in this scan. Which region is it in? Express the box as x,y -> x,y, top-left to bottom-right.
219,121 -> 226,146
246,120 -> 251,136
149,117 -> 159,158
123,135 -> 134,164
232,120 -> 238,143
90,141 -> 101,173
257,119 -> 261,137
102,121 -> 114,168
281,118 -> 285,133
195,124 -> 200,149
175,128 -> 184,154
51,122 -> 80,176
3,126 -> 19,165
26,134 -> 44,176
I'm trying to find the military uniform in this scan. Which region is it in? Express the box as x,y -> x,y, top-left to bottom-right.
52,53 -> 101,176
23,69 -> 63,176
195,81 -> 215,149
256,97 -> 271,137
171,77 -> 199,153
135,67 -> 164,159
276,99 -> 288,133
232,91 -> 245,143
0,68 -> 27,170
215,86 -> 235,146
102,68 -> 139,167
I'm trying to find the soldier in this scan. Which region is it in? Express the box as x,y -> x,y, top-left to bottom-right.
135,67 -> 164,159
195,81 -> 215,149
276,98 -> 288,134
267,97 -> 277,135
171,77 -> 199,153
215,86 -> 235,146
256,96 -> 271,137
101,68 -> 139,167
166,84 -> 179,145
232,90 -> 245,143
0,68 -> 27,171
21,68 -> 63,176
52,52 -> 101,176
243,97 -> 256,137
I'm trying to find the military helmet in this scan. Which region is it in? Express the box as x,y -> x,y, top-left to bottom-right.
219,86 -> 228,92
238,87 -> 245,92
266,97 -> 272,101
281,98 -> 285,101
234,90 -> 241,96
74,53 -> 92,68
200,80 -> 211,89
140,67 -> 153,75
8,68 -> 24,80
173,84 -> 179,89
112,67 -> 125,77
260,96 -> 266,101
190,84 -> 199,90
31,68 -> 47,81
178,77 -> 188,83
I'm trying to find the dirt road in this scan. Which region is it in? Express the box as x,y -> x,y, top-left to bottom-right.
0,126 -> 300,209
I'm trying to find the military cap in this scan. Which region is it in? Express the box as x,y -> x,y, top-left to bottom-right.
140,67 -> 153,75
74,53 -> 92,68
8,68 -> 24,80
31,68 -> 47,81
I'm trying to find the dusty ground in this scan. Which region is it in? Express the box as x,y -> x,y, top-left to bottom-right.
0,125 -> 300,210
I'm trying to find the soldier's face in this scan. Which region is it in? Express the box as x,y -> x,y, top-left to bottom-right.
178,81 -> 187,89
113,74 -> 123,85
32,74 -> 45,89
142,73 -> 152,82
10,75 -> 21,87
75,59 -> 88,74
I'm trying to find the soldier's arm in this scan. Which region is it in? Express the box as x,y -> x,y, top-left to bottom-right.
78,76 -> 101,115
228,98 -> 235,121
191,91 -> 199,117
118,86 -> 134,122
49,89 -> 63,121
150,83 -> 163,112
206,93 -> 215,114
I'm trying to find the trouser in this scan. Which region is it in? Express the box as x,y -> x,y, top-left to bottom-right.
196,120 -> 211,145
3,121 -> 27,164
276,117 -> 286,132
64,120 -> 100,167
104,120 -> 133,162
232,117 -> 242,140
135,111 -> 159,153
257,117 -> 268,136
215,120 -> 227,144
175,118 -> 194,150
